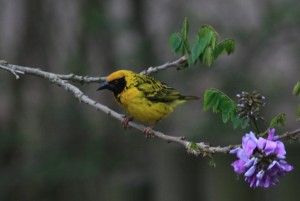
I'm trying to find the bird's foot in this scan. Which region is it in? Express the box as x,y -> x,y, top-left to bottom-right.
143,126 -> 154,138
121,116 -> 134,128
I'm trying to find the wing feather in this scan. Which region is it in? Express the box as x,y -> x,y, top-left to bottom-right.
133,74 -> 184,103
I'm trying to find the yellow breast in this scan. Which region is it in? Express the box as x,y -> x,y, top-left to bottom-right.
116,87 -> 175,125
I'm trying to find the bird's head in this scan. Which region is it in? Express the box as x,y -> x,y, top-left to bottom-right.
97,70 -> 132,96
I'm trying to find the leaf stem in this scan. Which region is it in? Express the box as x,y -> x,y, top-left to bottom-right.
251,117 -> 260,134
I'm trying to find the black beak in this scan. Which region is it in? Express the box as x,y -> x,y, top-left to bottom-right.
97,81 -> 112,91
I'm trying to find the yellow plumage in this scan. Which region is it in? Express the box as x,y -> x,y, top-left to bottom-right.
98,70 -> 198,130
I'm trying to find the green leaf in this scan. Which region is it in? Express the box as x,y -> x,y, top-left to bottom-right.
181,17 -> 189,44
203,88 -> 249,128
209,156 -> 216,168
202,47 -> 213,66
169,18 -> 190,56
186,142 -> 201,156
199,25 -> 217,37
293,81 -> 300,97
188,26 -> 216,66
204,88 -> 236,115
198,27 -> 214,54
188,36 -> 201,65
210,32 -> 217,50
182,41 -> 191,55
203,88 -> 221,112
177,43 -> 186,55
232,115 -> 249,129
269,113 -> 286,128
181,18 -> 190,55
213,39 -> 235,59
297,104 -> 300,121
169,33 -> 182,53
220,99 -> 236,123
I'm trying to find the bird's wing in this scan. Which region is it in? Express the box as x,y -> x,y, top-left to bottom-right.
134,74 -> 183,103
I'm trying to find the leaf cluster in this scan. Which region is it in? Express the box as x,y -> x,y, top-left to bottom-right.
269,113 -> 286,128
169,18 -> 235,67
203,89 -> 289,132
169,18 -> 292,135
203,88 -> 249,129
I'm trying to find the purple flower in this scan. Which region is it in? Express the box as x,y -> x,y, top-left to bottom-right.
230,129 -> 293,188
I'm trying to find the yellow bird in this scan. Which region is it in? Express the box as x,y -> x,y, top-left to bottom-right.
98,70 -> 199,136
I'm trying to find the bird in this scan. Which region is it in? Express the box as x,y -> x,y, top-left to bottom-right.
97,70 -> 199,137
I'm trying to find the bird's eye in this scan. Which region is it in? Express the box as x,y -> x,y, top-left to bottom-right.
112,80 -> 119,85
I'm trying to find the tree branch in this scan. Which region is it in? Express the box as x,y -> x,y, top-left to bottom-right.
0,60 -> 24,79
139,55 -> 188,75
0,56 -> 188,84
56,73 -> 106,83
0,60 -> 299,156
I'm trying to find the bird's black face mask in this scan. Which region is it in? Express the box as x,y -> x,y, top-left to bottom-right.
97,77 -> 126,97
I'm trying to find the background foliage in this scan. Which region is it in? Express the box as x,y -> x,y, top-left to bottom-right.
0,0 -> 300,200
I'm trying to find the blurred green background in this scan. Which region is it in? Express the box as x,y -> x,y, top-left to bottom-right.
0,0 -> 300,200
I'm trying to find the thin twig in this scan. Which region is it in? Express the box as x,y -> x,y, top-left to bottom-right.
0,61 -> 24,79
139,55 -> 188,75
279,128 -> 300,140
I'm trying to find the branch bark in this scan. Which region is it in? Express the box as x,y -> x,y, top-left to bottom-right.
0,59 -> 299,156
139,56 -> 188,75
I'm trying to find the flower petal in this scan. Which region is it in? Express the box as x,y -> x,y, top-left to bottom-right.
267,161 -> 279,170
245,165 -> 256,177
272,135 -> 280,141
274,141 -> 286,155
229,147 -> 241,155
249,132 -> 258,142
244,157 -> 256,168
237,150 -> 249,162
267,128 -> 275,141
257,137 -> 266,150
256,179 -> 261,187
249,177 -> 257,188
231,160 -> 246,174
264,140 -> 277,155
268,167 -> 280,176
253,157 -> 259,166
244,139 -> 257,157
242,132 -> 257,148
256,170 -> 265,180
263,175 -> 271,188
281,163 -> 293,172
271,177 -> 279,186
277,154 -> 286,160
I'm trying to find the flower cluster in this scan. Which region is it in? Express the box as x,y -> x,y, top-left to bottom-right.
230,129 -> 293,188
236,91 -> 266,121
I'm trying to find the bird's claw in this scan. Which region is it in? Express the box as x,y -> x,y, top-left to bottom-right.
143,126 -> 154,138
121,116 -> 134,128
